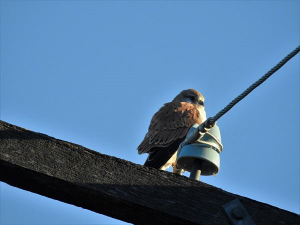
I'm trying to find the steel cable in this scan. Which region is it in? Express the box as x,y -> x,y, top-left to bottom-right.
208,45 -> 300,126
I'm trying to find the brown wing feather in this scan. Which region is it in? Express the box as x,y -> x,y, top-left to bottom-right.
137,101 -> 204,154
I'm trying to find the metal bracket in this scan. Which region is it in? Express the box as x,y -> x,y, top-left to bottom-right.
222,198 -> 256,225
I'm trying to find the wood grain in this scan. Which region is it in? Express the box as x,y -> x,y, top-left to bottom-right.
0,120 -> 299,225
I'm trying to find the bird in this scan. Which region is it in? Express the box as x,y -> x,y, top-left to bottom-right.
137,89 -> 207,172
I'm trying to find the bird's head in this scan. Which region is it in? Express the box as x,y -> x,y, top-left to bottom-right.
172,89 -> 205,107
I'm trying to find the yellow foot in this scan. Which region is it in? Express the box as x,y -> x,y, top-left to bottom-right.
172,164 -> 183,175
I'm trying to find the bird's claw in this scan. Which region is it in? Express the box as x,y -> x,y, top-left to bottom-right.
172,164 -> 184,175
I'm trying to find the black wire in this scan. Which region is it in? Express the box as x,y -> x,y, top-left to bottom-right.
207,45 -> 300,126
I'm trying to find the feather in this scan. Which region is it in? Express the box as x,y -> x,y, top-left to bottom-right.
137,89 -> 206,169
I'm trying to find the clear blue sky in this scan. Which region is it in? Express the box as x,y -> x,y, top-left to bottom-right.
0,1 -> 299,224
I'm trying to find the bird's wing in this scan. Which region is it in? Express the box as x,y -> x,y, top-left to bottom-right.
137,101 -> 203,155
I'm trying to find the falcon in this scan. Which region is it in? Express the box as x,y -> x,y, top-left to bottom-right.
137,89 -> 207,172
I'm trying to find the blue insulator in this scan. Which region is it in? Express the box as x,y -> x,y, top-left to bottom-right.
176,123 -> 223,178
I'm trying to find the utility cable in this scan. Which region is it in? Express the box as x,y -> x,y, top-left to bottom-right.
209,45 -> 300,126
184,45 -> 300,145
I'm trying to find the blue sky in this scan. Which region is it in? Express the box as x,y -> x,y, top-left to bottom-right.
0,1 -> 299,224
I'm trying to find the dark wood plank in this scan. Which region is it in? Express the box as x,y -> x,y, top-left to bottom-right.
0,120 -> 299,225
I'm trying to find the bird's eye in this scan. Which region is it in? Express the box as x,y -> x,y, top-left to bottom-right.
198,101 -> 204,106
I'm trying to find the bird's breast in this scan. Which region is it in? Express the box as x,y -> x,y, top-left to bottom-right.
196,106 -> 207,122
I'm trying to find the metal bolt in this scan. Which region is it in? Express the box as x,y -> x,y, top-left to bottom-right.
189,159 -> 203,180
232,206 -> 245,220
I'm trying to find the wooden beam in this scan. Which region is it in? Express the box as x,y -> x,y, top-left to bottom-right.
0,120 -> 299,225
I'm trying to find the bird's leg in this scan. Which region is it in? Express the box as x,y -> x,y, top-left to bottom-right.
172,162 -> 183,175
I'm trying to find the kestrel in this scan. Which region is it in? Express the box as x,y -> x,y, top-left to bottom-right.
137,89 -> 207,172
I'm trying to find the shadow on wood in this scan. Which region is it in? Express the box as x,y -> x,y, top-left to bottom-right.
0,120 -> 299,225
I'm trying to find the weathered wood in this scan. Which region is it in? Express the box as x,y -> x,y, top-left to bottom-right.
0,120 -> 299,225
